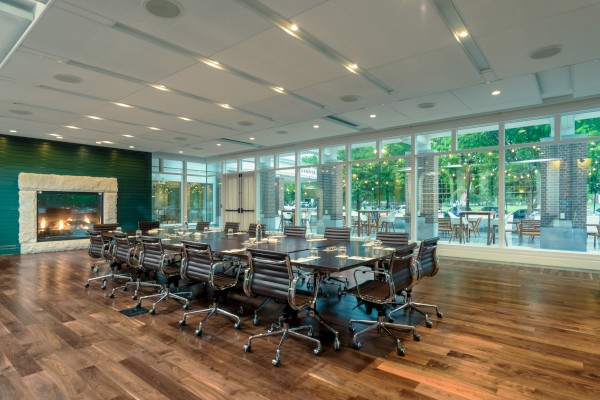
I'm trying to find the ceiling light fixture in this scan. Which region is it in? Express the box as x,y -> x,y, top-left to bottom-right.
148,126 -> 161,130
151,84 -> 169,91
114,102 -> 133,108
219,103 -> 232,109
492,90 -> 501,96
202,59 -> 224,70
458,30 -> 468,38
123,134 -> 134,138
86,115 -> 104,120
370,114 -> 376,118
272,86 -> 285,94
290,24 -> 298,31
96,141 -> 102,144
102,141 -> 114,144
178,116 -> 192,121
65,125 -> 80,129
216,143 -> 222,146
9,130 -> 17,133
56,136 -> 63,139
178,150 -> 183,154
49,134 -> 60,137
313,125 -> 319,129
129,145 -> 134,149
249,137 -> 255,140
345,63 -> 359,74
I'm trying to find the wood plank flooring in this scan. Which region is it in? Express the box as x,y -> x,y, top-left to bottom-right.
0,250 -> 598,399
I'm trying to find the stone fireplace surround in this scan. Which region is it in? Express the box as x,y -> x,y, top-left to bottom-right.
19,173 -> 118,254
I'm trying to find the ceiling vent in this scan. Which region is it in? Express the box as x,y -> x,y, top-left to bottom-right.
219,138 -> 260,147
324,115 -> 360,129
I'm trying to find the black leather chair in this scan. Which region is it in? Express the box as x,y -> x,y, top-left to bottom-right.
195,221 -> 210,231
108,232 -> 159,299
349,243 -> 419,356
134,237 -> 191,314
376,232 -> 408,246
320,227 -> 352,295
224,221 -> 240,233
388,237 -> 443,328
242,249 -> 326,367
248,223 -> 266,238
138,220 -> 160,232
85,230 -> 131,290
178,241 -> 241,336
283,225 -> 306,238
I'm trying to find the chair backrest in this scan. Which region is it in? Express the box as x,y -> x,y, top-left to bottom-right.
138,220 -> 160,231
284,225 -> 306,237
248,223 -> 266,238
245,249 -> 292,301
438,218 -> 451,231
388,243 -> 418,293
224,221 -> 240,233
473,217 -> 482,229
195,221 -> 210,231
323,227 -> 351,240
87,230 -> 106,259
382,211 -> 396,222
376,232 -> 408,246
521,219 -> 540,233
92,223 -> 119,232
181,241 -> 213,283
140,237 -> 164,272
113,232 -> 133,265
416,237 -> 440,278
282,212 -> 293,221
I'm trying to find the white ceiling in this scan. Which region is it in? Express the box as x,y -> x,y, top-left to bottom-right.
1,0 -> 600,158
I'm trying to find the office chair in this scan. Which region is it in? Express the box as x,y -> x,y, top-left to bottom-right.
243,249 -> 341,366
178,241 -> 241,336
349,243 -> 419,356
224,221 -> 240,233
85,231 -> 131,290
195,221 -> 210,231
134,237 -> 191,314
248,223 -> 266,238
138,220 -> 160,232
283,225 -> 306,238
320,227 -> 352,296
388,237 -> 443,328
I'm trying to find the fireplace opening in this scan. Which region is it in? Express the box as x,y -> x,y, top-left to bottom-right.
37,191 -> 103,241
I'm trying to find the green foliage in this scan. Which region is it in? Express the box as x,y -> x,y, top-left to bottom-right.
351,159 -> 406,209
458,130 -> 498,150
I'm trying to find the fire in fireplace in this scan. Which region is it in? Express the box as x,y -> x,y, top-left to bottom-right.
37,191 -> 103,241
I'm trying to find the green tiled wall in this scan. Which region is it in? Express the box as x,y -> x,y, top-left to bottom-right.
0,135 -> 152,254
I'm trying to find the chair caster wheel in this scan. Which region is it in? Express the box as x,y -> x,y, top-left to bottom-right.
123,287 -> 129,291
101,285 -> 106,290
353,341 -> 361,349
436,311 -> 443,318
135,302 -> 142,309
183,304 -> 190,310
149,308 -> 156,315
313,345 -> 322,356
333,338 -> 341,351
84,283 -> 90,288
272,358 -> 281,367
179,319 -> 186,326
243,344 -> 251,352
413,333 -> 421,341
388,317 -> 395,323
234,321 -> 241,329
337,289 -> 342,298
195,329 -> 202,337
348,324 -> 355,333
253,317 -> 258,326
132,295 -> 137,300
425,320 -> 433,328
108,293 -> 114,299
92,267 -> 98,273
397,346 -> 406,356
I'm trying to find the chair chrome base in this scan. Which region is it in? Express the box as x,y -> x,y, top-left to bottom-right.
85,263 -> 132,290
135,287 -> 191,315
243,318 -> 322,367
349,312 -> 419,356
109,277 -> 162,299
179,301 -> 241,336
388,295 -> 443,329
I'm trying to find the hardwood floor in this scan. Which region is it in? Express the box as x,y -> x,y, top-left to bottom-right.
0,250 -> 598,400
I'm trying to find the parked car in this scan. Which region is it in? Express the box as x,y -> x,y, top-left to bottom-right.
447,206 -> 471,217
512,209 -> 528,219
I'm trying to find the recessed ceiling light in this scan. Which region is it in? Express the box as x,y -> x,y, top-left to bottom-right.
49,134 -> 60,137
492,90 -> 501,96
249,137 -> 255,140
216,143 -> 222,146
102,141 -> 113,144
123,134 -> 134,138
519,129 -> 526,133
313,125 -> 319,129
530,45 -> 562,60
340,95 -> 360,103
151,84 -> 169,91
56,136 -> 63,139
369,114 -> 376,118
272,86 -> 285,94
219,103 -> 232,109
114,102 -> 133,108
129,146 -> 135,149
203,59 -> 223,69
178,116 -> 192,121
9,130 -> 17,133
290,24 -> 298,31
144,0 -> 181,18
65,125 -> 80,129
86,115 -> 103,120
53,74 -> 82,83
148,126 -> 161,130
458,30 -> 468,38
96,141 -> 102,144
178,150 -> 183,154
345,63 -> 359,73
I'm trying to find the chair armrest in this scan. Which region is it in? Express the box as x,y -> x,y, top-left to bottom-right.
288,272 -> 319,311
353,269 -> 393,301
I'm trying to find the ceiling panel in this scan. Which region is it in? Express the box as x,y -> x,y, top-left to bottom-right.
241,94 -> 332,124
295,74 -> 396,113
0,117 -> 58,137
573,60 -> 600,99
0,100 -> 77,126
257,0 -> 328,19
387,92 -> 471,121
215,27 -> 347,91
338,104 -> 409,130
161,62 -> 275,106
199,109 -> 281,132
294,0 -> 455,69
22,7 -> 196,82
63,0 -> 273,56
477,4 -> 600,79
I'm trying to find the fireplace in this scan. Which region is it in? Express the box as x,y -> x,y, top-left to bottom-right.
37,191 -> 103,241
